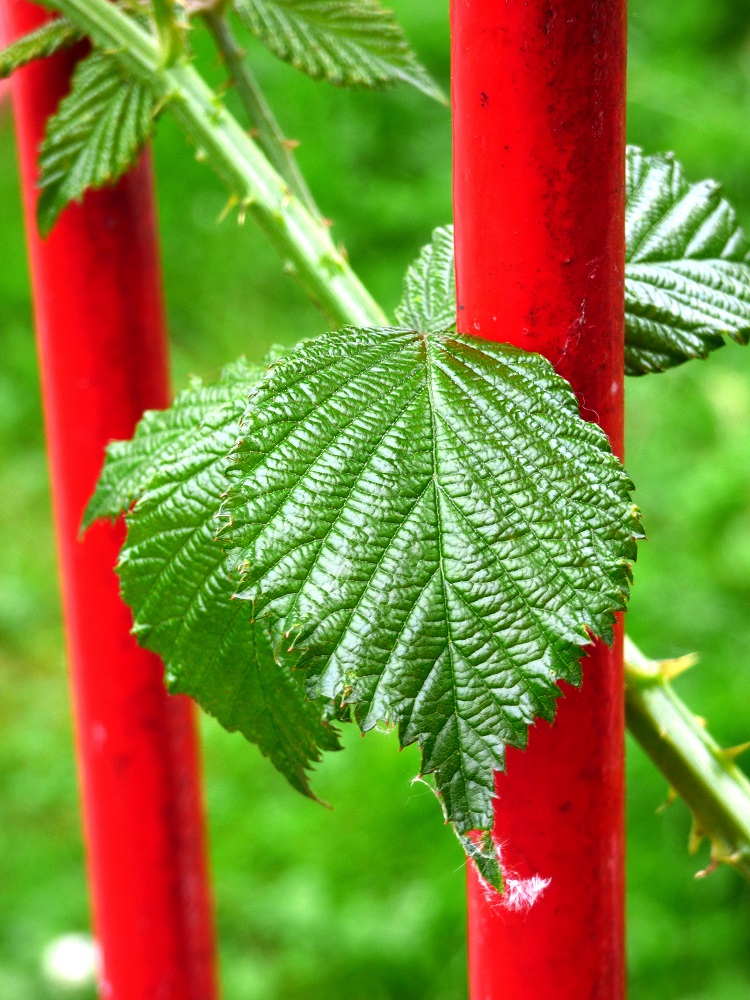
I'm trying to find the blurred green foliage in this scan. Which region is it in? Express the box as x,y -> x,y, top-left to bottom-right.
1,0 -> 750,997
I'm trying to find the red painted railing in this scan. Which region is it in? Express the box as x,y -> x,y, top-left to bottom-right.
3,3 -> 218,997
452,1 -> 627,997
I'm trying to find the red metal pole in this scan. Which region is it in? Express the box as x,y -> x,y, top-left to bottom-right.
452,2 -> 627,997
3,4 -> 218,998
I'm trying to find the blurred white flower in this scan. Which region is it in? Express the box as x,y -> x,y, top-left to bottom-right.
41,933 -> 99,991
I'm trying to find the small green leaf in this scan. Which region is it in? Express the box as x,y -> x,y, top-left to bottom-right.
625,146 -> 750,375
225,327 -> 641,842
88,357 -> 341,797
37,51 -> 156,235
395,224 -> 455,334
0,18 -> 81,80
232,0 -> 444,101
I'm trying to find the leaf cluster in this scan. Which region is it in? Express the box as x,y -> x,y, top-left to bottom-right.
86,241 -> 643,889
0,0 -> 441,231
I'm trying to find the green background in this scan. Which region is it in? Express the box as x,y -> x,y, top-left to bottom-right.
1,0 -> 750,996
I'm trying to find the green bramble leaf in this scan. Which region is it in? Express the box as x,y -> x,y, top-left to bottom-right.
394,223 -> 455,334
85,356 -> 341,798
0,17 -> 81,80
37,51 -> 156,236
224,326 -> 641,872
402,151 -> 750,377
232,0 -> 444,102
624,146 -> 750,375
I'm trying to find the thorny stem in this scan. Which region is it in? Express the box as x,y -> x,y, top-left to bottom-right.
202,10 -> 320,218
625,637 -> 750,882
48,0 -> 387,329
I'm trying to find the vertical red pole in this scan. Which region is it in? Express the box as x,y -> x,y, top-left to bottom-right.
452,2 -> 627,998
3,4 -> 218,998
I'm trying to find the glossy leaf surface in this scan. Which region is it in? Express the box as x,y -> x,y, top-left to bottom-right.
232,0 -> 443,101
37,51 -> 156,235
86,358 -> 341,797
625,146 -> 750,375
226,327 -> 641,836
395,224 -> 456,334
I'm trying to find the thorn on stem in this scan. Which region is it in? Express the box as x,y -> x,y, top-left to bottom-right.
688,817 -> 706,855
659,652 -> 698,681
657,786 -> 679,814
695,857 -> 721,879
217,195 -> 238,224
719,742 -> 750,765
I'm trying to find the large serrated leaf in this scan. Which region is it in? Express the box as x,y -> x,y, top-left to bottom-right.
0,18 -> 81,80
37,51 -> 156,235
225,327 -> 641,844
625,146 -> 750,375
86,358 -> 341,798
232,0 -> 444,101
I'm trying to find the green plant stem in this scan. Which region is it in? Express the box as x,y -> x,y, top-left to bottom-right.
625,636 -> 750,881
49,0 -> 387,329
202,10 -> 320,218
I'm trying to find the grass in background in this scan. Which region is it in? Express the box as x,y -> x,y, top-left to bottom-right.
1,0 -> 750,996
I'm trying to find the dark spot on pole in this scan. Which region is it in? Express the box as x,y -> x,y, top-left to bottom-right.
542,0 -> 556,35
480,91 -> 490,109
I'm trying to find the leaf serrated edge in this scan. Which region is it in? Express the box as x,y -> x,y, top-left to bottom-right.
232,0 -> 446,103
